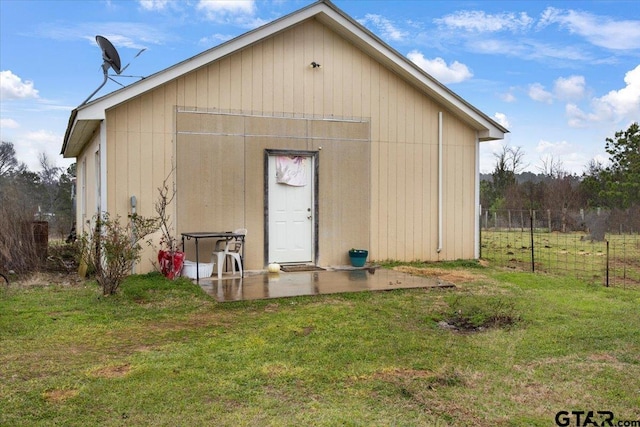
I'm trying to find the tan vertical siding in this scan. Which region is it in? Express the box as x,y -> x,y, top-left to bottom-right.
77,133 -> 101,234
219,57 -> 231,109
230,55 -> 242,111
105,17 -> 480,272
321,27 -> 334,117
139,93 -> 154,217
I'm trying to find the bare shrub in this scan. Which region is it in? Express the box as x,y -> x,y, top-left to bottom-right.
0,185 -> 41,274
608,206 -> 640,234
79,213 -> 159,295
46,241 -> 80,273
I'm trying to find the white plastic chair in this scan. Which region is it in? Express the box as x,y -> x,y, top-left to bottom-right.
212,229 -> 246,279
213,228 -> 246,252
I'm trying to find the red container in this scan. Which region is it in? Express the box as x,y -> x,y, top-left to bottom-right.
158,250 -> 185,279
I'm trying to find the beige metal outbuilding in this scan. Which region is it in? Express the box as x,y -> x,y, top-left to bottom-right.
62,0 -> 507,273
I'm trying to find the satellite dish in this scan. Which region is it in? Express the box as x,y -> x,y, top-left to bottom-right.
96,35 -> 122,75
79,35 -> 124,106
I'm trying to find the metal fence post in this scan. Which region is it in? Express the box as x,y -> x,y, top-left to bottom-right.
530,211 -> 535,273
479,208 -> 482,259
605,239 -> 609,287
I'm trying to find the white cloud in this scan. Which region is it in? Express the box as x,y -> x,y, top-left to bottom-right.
527,75 -> 585,108
535,139 -> 590,174
1,70 -> 39,100
591,64 -> 640,120
479,139 -> 509,173
197,0 -> 255,14
500,92 -> 517,103
567,65 -> 640,126
468,38 -> 514,55
407,51 -> 473,84
566,103 -> 590,128
0,118 -> 19,129
537,7 -> 562,29
467,37 -> 591,65
524,41 -> 590,62
536,139 -> 570,154
528,83 -> 553,104
359,14 -> 408,42
538,7 -> 640,50
138,0 -> 170,11
554,75 -> 586,100
199,33 -> 235,46
493,112 -> 510,129
25,129 -> 60,146
196,0 -> 265,27
8,129 -> 70,172
435,10 -> 534,33
37,22 -> 168,49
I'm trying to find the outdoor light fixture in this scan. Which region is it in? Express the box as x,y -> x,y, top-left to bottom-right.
310,61 -> 321,68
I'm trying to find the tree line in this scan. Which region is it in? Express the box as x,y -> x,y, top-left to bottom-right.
481,122 -> 640,214
0,141 -> 76,235
1,141 -> 76,273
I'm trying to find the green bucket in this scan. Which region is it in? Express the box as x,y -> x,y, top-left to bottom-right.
348,250 -> 368,267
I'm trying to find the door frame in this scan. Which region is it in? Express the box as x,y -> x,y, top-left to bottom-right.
264,149 -> 319,266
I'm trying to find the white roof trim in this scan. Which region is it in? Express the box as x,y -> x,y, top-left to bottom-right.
74,2 -> 327,122
312,6 -> 507,138
65,0 -> 506,155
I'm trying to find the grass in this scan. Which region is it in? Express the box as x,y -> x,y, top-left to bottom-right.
1,268 -> 640,426
481,230 -> 640,287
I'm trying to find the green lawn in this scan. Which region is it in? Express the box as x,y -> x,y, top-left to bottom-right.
481,230 -> 640,287
1,268 -> 639,426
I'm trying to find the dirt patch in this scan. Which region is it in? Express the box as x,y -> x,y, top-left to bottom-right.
371,367 -> 434,381
588,353 -> 619,363
294,326 -> 315,337
43,388 -> 79,403
264,303 -> 280,312
437,295 -> 521,333
12,271 -> 85,288
393,266 -> 483,285
89,363 -> 131,379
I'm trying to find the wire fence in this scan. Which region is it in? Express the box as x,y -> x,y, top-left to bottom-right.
480,209 -> 640,288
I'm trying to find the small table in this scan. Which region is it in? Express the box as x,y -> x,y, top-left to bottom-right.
181,232 -> 245,282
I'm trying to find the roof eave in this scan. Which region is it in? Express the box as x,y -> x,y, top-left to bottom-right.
61,0 -> 507,156
61,110 -> 101,158
314,1 -> 507,139
61,1 -> 331,155
479,127 -> 509,142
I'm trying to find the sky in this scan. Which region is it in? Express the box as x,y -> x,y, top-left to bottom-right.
1,0 -> 639,175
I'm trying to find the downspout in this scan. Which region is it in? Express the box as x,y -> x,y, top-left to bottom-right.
437,111 -> 443,254
99,121 -> 107,216
474,131 -> 480,259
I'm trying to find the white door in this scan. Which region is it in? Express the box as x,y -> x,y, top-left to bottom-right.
268,155 -> 314,263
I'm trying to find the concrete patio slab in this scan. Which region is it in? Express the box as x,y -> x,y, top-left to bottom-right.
196,268 -> 454,302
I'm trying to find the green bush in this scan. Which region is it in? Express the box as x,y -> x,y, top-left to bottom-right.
78,213 -> 159,296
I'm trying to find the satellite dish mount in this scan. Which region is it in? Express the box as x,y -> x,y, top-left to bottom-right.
80,35 -> 123,106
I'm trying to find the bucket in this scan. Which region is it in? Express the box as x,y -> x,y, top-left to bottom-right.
182,260 -> 213,279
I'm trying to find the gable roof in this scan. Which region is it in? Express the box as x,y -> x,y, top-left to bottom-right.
62,0 -> 507,157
